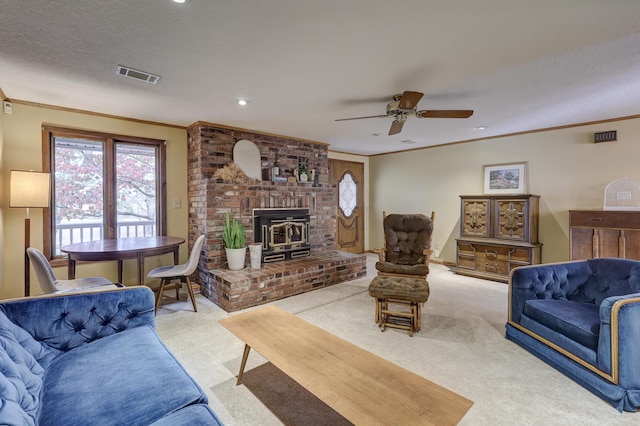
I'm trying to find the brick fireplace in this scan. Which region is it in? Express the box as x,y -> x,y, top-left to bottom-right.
186,122 -> 366,311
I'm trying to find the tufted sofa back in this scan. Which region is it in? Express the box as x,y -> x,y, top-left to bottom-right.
0,287 -> 155,424
0,311 -> 59,424
383,214 -> 433,265
510,258 -> 640,323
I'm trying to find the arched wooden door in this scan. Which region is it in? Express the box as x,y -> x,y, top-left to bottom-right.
329,159 -> 364,253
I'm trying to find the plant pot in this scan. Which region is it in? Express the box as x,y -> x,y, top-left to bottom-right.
249,243 -> 262,269
299,173 -> 308,182
225,247 -> 247,271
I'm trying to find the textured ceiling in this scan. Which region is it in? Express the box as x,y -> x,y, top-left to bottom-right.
2,1 -> 640,155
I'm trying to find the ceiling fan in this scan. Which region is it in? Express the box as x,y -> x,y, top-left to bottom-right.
335,91 -> 474,136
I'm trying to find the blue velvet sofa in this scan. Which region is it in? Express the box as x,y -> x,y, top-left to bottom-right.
0,286 -> 223,425
506,258 -> 640,412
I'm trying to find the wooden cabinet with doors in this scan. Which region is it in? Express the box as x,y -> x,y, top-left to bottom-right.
453,194 -> 542,282
569,210 -> 640,260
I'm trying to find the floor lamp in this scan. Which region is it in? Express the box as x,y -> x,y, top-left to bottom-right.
10,170 -> 51,296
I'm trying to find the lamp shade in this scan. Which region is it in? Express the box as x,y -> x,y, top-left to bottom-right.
10,170 -> 50,208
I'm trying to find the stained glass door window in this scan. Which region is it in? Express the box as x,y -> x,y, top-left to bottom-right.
339,172 -> 357,217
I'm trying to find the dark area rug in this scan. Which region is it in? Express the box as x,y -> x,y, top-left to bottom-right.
241,362 -> 353,426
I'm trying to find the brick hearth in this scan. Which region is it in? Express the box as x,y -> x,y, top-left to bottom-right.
199,250 -> 366,312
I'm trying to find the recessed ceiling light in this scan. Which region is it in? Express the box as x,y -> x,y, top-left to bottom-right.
400,139 -> 416,144
237,99 -> 249,106
371,133 -> 381,137
172,0 -> 187,3
476,126 -> 488,130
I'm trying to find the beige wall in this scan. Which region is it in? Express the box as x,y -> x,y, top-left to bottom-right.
0,103 -> 188,298
369,118 -> 640,265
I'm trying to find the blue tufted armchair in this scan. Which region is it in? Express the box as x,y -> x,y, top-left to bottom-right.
506,258 -> 640,412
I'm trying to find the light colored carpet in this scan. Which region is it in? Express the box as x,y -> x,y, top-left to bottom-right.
154,254 -> 637,425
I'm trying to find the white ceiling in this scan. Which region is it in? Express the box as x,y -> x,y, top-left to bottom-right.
2,1 -> 640,155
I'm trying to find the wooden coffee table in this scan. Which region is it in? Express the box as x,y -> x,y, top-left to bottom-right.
219,305 -> 473,425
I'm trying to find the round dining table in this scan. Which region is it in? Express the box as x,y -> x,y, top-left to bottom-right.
61,236 -> 185,286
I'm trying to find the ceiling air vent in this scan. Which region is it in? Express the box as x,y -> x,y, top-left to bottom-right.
594,130 -> 617,143
116,65 -> 160,84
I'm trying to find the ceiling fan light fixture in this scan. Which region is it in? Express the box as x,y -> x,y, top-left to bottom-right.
336,90 -> 474,136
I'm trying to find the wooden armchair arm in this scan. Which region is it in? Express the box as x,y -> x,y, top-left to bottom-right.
373,248 -> 386,262
422,249 -> 433,265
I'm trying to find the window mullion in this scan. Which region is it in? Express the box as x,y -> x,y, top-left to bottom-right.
104,138 -> 117,239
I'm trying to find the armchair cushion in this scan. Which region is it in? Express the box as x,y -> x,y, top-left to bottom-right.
524,299 -> 600,350
376,213 -> 433,277
383,214 -> 432,263
375,262 -> 429,276
40,325 -> 208,425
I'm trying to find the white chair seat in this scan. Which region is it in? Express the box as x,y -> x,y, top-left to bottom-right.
147,264 -> 190,279
147,234 -> 205,314
55,277 -> 114,292
27,247 -> 114,294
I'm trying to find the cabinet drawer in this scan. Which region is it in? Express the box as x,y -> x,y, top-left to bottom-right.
469,243 -> 510,276
457,242 -> 477,269
570,211 -> 622,228
509,247 -> 533,263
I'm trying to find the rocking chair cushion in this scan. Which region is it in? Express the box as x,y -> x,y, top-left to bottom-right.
368,276 -> 430,303
375,262 -> 430,276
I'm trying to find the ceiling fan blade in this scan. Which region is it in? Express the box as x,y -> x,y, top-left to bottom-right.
417,110 -> 474,118
398,91 -> 424,110
335,114 -> 388,122
388,120 -> 404,135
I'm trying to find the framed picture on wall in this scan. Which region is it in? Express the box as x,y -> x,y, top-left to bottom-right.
483,162 -> 528,194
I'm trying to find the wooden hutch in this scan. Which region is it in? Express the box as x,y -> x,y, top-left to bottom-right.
453,194 -> 542,282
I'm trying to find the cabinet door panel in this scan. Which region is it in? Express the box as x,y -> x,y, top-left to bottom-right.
622,230 -> 640,259
462,199 -> 490,237
598,229 -> 622,258
570,228 -> 595,260
495,199 -> 528,241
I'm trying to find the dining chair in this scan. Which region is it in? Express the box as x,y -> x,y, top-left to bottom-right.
27,247 -> 113,294
147,234 -> 205,314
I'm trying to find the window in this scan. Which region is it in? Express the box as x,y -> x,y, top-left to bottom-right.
43,126 -> 166,261
338,172 -> 357,217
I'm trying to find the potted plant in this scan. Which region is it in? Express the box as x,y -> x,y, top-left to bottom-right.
298,164 -> 308,182
222,212 -> 246,270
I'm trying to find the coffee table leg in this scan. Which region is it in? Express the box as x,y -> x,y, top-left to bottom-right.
236,344 -> 252,385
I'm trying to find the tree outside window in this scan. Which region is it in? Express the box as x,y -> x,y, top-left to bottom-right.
42,126 -> 166,260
